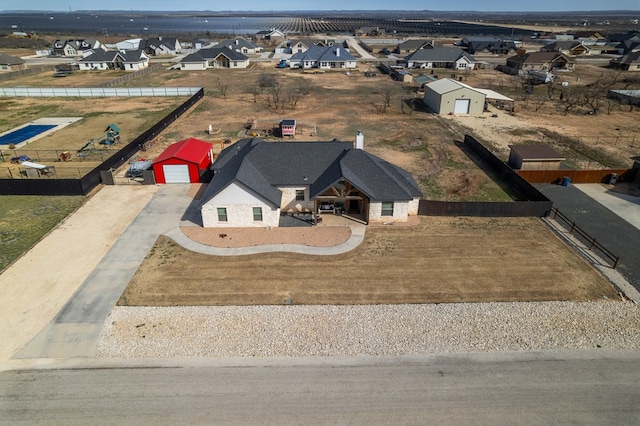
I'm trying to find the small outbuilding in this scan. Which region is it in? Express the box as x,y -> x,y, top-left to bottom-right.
280,119 -> 296,137
508,144 -> 565,170
423,78 -> 486,115
152,138 -> 214,183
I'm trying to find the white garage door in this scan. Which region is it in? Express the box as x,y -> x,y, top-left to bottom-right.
163,164 -> 190,183
454,99 -> 470,114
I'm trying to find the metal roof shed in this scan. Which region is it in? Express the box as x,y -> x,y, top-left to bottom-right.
152,138 -> 214,183
508,144 -> 565,170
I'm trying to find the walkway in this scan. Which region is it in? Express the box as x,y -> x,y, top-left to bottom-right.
13,184 -> 367,359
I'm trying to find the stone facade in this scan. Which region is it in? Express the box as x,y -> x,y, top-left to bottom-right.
280,186 -> 315,213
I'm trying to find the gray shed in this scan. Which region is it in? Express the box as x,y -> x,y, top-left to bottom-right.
508,144 -> 565,170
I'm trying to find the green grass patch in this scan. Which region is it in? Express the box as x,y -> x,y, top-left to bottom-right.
0,195 -> 85,272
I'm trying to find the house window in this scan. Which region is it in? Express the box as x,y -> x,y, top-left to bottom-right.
217,207 -> 228,222
233,61 -> 238,67
295,190 -> 305,201
381,201 -> 394,216
253,207 -> 263,221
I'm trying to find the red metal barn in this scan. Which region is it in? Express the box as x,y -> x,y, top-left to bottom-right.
152,138 -> 214,183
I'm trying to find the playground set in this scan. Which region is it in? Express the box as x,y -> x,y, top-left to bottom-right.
74,124 -> 121,159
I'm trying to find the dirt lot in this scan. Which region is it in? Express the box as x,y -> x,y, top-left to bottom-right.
120,216 -> 618,306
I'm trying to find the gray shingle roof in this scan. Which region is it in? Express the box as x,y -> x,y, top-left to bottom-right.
202,139 -> 422,208
79,49 -> 147,63
0,53 -> 25,65
181,47 -> 248,63
290,45 -> 355,63
405,46 -> 473,63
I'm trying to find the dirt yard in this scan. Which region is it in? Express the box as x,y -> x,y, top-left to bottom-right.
119,216 -> 618,306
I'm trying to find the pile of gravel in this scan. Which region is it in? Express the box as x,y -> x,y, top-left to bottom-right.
96,301 -> 640,358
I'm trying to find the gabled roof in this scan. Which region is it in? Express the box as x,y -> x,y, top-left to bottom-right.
610,51 -> 640,65
397,39 -> 433,51
202,139 -> 422,208
507,51 -> 573,64
424,78 -> 485,95
290,45 -> 355,62
0,53 -> 25,65
141,37 -> 179,50
217,37 -> 259,51
153,138 -> 212,164
543,41 -> 588,51
79,49 -> 148,63
405,46 -> 474,63
181,47 -> 248,63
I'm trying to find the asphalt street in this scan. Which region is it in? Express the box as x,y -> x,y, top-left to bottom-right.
536,183 -> 640,291
2,351 -> 639,424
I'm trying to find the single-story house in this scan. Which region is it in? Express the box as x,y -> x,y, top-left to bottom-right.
505,51 -> 574,72
457,37 -> 517,55
52,39 -> 102,56
609,52 -> 640,71
395,39 -> 434,54
404,47 -> 477,70
217,38 -> 262,55
140,37 -> 182,55
423,78 -> 486,115
277,38 -> 316,54
78,49 -> 150,71
199,137 -> 422,228
152,138 -> 214,184
0,53 -> 26,72
508,144 -> 565,170
288,45 -> 356,69
541,41 -> 590,56
256,28 -> 286,42
354,26 -> 386,37
179,47 -> 249,70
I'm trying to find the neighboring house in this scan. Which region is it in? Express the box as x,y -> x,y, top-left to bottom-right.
614,37 -> 640,55
354,26 -> 386,37
508,145 -> 565,171
78,49 -> 149,71
217,38 -> 262,55
288,45 -> 356,69
52,39 -> 102,56
152,138 -> 214,184
609,51 -> 640,71
505,51 -> 574,72
457,37 -> 517,55
257,28 -> 286,41
395,39 -> 434,54
0,53 -> 26,72
140,37 -> 182,55
541,41 -> 590,56
178,47 -> 249,70
199,137 -> 422,228
423,78 -> 486,115
572,31 -> 605,41
278,38 -> 343,54
404,46 -> 477,70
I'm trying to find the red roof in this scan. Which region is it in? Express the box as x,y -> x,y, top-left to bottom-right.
153,138 -> 213,164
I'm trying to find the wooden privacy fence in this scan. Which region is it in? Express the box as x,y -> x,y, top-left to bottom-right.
550,207 -> 620,269
418,135 -> 553,218
517,168 -> 637,184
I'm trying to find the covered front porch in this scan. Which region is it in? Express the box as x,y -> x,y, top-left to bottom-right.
314,179 -> 369,224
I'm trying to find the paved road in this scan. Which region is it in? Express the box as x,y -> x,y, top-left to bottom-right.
536,183 -> 640,291
2,351 -> 639,424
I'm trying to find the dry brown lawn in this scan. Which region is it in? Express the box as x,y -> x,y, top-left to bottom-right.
119,216 -> 618,306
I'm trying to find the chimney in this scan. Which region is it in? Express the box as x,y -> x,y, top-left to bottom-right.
336,47 -> 340,57
355,130 -> 364,150
159,36 -> 162,41
235,39 -> 239,45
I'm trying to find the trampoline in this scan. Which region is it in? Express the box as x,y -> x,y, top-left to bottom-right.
0,124 -> 57,145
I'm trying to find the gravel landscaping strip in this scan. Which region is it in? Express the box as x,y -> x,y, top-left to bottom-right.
97,301 -> 640,358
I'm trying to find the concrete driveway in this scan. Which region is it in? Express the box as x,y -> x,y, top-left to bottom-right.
536,183 -> 640,291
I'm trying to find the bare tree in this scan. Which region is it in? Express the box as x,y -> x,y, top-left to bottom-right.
559,87 -> 581,115
380,85 -> 395,107
217,78 -> 229,98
